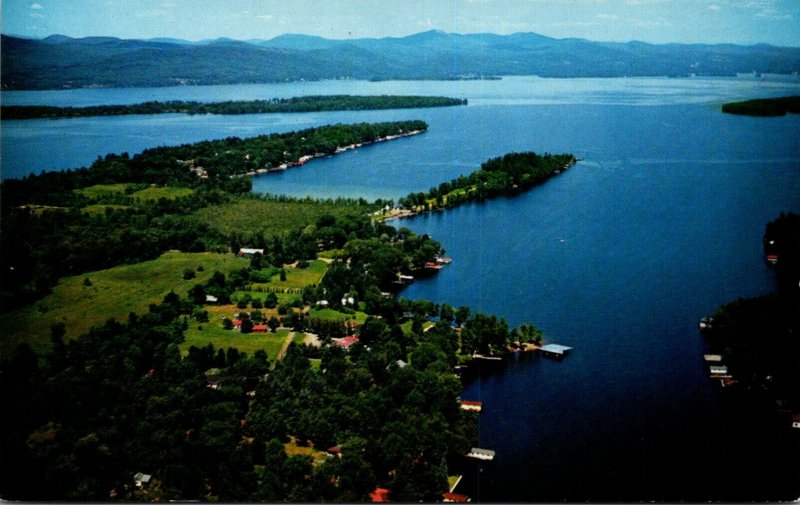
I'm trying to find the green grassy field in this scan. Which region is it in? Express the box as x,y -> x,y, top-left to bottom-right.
75,184 -> 195,203
193,196 -> 379,235
74,183 -> 132,199
182,326 -> 290,359
81,204 -> 131,214
308,308 -> 368,324
131,186 -> 195,201
0,251 -> 249,355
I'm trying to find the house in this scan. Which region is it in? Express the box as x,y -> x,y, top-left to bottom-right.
133,472 -> 152,488
238,248 -> 265,257
443,492 -> 470,502
369,487 -> 391,503
766,254 -> 779,265
252,324 -> 268,332
792,414 -> 800,429
333,336 -> 360,349
327,445 -> 342,456
205,295 -> 218,303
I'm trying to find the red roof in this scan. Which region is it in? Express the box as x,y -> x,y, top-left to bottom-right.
334,336 -> 360,348
232,319 -> 242,326
443,492 -> 470,502
327,445 -> 342,454
369,487 -> 390,503
252,325 -> 268,332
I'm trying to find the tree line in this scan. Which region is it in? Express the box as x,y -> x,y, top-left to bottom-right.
701,212 -> 800,415
721,96 -> 800,116
398,151 -> 576,212
1,95 -> 466,120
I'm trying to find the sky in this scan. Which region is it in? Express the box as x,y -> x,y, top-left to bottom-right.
2,0 -> 800,47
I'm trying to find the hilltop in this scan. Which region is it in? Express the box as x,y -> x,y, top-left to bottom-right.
3,30 -> 800,89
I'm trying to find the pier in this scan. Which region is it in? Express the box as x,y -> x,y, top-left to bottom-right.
538,344 -> 572,358
466,448 -> 495,461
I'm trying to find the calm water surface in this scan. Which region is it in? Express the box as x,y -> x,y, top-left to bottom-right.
2,77 -> 800,501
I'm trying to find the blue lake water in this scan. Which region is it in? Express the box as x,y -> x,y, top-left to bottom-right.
2,76 -> 800,500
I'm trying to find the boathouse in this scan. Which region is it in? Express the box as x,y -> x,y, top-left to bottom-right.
539,344 -> 572,358
709,365 -> 728,376
466,448 -> 495,460
460,400 -> 483,412
443,492 -> 471,502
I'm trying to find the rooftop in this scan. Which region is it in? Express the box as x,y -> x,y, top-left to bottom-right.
540,344 -> 572,355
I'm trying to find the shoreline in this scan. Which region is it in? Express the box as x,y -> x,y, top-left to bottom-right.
379,157 -> 580,223
185,129 -> 426,180
247,129 -> 425,178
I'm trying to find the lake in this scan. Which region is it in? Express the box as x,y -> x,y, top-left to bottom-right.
2,75 -> 800,501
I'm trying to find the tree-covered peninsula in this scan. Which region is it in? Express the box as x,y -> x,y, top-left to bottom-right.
721,96 -> 800,116
394,151 -> 576,215
0,118 -> 566,502
1,95 -> 467,120
700,212 -> 800,418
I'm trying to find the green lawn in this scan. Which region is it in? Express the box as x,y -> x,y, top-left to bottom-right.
193,196 -> 379,236
275,260 -> 328,289
81,204 -> 131,214
131,186 -> 195,201
74,184 -> 194,203
308,308 -> 368,324
74,183 -> 132,199
182,326 -> 290,359
0,251 -> 249,355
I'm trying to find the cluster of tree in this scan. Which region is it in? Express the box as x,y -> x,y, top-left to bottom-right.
0,288 -> 477,501
0,194 -> 229,312
702,212 -> 800,411
1,95 -> 466,120
721,96 -> 800,116
398,151 -> 576,211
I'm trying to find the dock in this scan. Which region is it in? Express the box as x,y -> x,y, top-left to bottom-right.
466,447 -> 495,461
473,354 -> 502,361
460,400 -> 483,412
538,344 -> 572,358
703,354 -> 723,362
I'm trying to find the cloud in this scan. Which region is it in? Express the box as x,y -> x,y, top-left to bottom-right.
30,2 -> 43,9
707,4 -> 721,11
756,8 -> 791,19
595,13 -> 620,20
257,15 -> 274,21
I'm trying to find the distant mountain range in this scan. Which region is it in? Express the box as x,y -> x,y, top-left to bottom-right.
2,30 -> 799,90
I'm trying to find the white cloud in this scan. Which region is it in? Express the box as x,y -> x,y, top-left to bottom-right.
257,15 -> 274,21
707,4 -> 721,11
30,3 -> 43,9
595,13 -> 620,20
756,9 -> 791,19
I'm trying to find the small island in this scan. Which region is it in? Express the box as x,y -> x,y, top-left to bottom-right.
721,96 -> 800,116
0,95 -> 467,120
